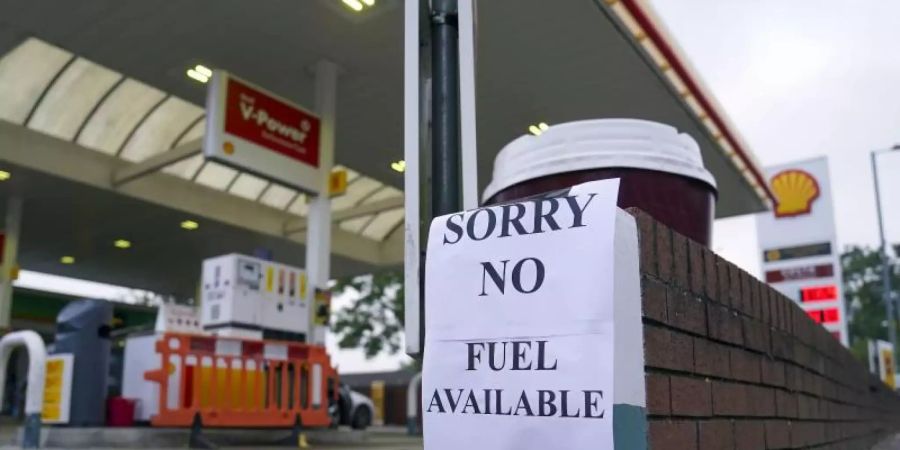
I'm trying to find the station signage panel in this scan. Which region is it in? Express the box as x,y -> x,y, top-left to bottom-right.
204,71 -> 323,194
799,285 -> 837,303
41,353 -> 74,424
762,242 -> 831,262
764,263 -> 833,283
755,157 -> 848,345
423,180 -> 619,450
805,307 -> 840,325
869,340 -> 896,388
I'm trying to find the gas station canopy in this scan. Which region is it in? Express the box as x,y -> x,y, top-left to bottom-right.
0,0 -> 771,299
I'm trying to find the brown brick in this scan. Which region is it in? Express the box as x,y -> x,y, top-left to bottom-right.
657,223 -> 673,282
642,277 -> 667,323
785,298 -> 797,334
742,316 -> 770,354
699,420 -> 733,450
764,420 -> 791,448
694,338 -> 731,378
671,375 -> 712,417
688,240 -> 705,296
713,381 -> 749,416
707,303 -> 743,345
740,271 -> 753,317
770,330 -> 793,361
771,293 -> 785,331
791,421 -> 825,447
807,371 -> 825,396
644,325 -> 671,369
785,364 -> 803,392
760,286 -> 771,326
747,385 -> 775,416
726,265 -> 741,310
757,283 -> 769,322
824,419 -> 842,441
761,358 -> 786,387
629,208 -> 657,277
716,257 -> 732,307
729,348 -> 761,383
644,325 -> 694,372
775,293 -> 789,332
668,289 -> 707,335
750,279 -> 763,319
646,373 -> 670,415
776,390 -> 798,418
672,232 -> 689,289
703,248 -> 718,300
649,420 -> 697,450
734,420 -> 766,450
669,330 -> 695,372
793,341 -> 813,370
798,394 -> 816,417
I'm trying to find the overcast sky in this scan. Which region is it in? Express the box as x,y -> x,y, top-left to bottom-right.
649,0 -> 900,275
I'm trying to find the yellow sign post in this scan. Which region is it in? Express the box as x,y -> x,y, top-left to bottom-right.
329,169 -> 348,197
883,349 -> 896,389
41,354 -> 73,424
314,289 -> 332,326
370,380 -> 385,426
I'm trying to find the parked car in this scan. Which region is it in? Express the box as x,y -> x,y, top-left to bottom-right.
330,382 -> 374,429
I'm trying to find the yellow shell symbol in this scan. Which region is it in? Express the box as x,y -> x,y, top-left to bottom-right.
770,169 -> 820,217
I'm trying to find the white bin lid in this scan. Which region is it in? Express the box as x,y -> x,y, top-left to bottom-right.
483,118 -> 717,202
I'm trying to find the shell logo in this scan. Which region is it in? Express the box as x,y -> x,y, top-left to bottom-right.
770,169 -> 820,217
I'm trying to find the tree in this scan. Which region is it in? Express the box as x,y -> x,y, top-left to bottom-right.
331,270 -> 405,358
843,246 -> 900,361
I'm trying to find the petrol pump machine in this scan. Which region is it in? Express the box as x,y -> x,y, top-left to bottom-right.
201,253 -> 311,342
122,253 -> 337,427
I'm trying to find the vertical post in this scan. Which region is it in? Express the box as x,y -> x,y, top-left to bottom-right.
872,150 -> 897,374
0,331 -> 48,448
0,196 -> 22,329
406,371 -> 422,435
457,0 -> 479,210
307,60 -> 339,346
403,0 -> 427,357
431,0 -> 461,218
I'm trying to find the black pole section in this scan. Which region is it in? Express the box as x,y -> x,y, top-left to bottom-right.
431,0 -> 461,217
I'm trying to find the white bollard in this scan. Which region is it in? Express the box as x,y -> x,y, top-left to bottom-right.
406,371 -> 422,435
0,330 -> 48,448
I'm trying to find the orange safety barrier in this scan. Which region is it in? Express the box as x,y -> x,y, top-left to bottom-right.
144,333 -> 338,428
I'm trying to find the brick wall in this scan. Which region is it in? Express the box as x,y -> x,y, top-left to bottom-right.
628,209 -> 900,450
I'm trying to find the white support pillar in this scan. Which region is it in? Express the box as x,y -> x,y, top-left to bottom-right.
306,60 -> 339,345
0,196 -> 22,329
458,0 -> 479,210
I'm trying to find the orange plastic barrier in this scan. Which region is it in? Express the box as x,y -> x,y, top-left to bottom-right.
144,333 -> 337,428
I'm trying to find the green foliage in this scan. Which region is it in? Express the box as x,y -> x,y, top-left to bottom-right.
843,246 -> 900,361
331,270 -> 405,358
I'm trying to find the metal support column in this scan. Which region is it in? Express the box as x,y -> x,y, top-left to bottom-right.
307,60 -> 339,345
0,196 -> 22,329
872,148 -> 897,373
430,0 -> 461,217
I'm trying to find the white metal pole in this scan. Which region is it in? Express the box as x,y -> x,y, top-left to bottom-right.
0,196 -> 22,329
307,60 -> 339,346
0,330 -> 47,448
403,0 -> 423,357
458,0 -> 479,210
872,149 -> 897,374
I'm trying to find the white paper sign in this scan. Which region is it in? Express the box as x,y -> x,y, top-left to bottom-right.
423,179 -> 619,449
